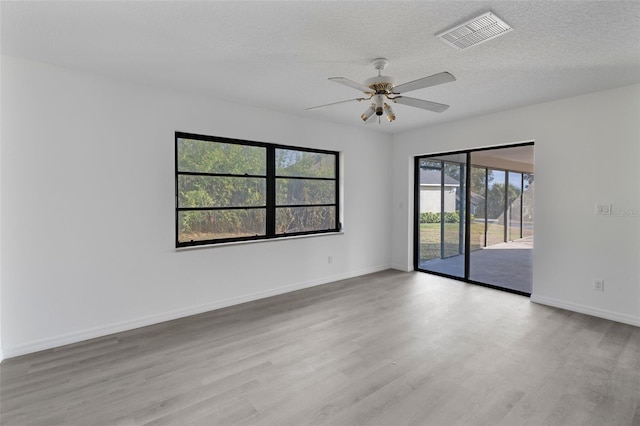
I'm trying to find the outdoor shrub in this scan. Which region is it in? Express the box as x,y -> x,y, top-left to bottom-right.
420,212 -> 440,223
444,212 -> 460,223
420,212 -> 461,223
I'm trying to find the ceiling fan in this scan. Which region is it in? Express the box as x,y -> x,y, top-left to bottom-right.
307,58 -> 455,123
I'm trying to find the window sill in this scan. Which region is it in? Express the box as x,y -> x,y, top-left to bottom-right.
175,230 -> 344,251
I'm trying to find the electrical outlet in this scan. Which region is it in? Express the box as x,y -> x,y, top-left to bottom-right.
595,203 -> 613,215
593,280 -> 604,292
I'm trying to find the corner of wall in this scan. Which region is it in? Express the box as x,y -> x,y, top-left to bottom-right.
391,263 -> 413,272
530,294 -> 640,327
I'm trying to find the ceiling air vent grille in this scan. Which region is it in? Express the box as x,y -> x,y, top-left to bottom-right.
437,12 -> 512,50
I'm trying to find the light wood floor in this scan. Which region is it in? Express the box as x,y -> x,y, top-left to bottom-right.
1,270 -> 639,425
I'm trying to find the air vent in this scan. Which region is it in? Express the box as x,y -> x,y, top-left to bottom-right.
437,12 -> 512,50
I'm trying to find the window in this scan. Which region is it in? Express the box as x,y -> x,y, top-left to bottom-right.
176,132 -> 340,247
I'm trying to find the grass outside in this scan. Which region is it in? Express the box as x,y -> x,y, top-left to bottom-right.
419,222 -> 528,261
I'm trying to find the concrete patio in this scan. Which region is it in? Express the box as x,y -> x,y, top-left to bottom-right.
418,237 -> 533,294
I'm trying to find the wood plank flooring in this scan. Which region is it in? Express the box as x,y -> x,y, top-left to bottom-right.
1,270 -> 639,425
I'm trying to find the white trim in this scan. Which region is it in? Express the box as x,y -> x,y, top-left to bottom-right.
2,264 -> 390,359
176,231 -> 344,251
391,263 -> 413,272
530,294 -> 640,327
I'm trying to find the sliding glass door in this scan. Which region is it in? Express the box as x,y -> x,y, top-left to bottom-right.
415,153 -> 467,278
415,144 -> 534,295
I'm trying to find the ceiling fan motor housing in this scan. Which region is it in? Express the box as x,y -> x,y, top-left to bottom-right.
365,76 -> 396,94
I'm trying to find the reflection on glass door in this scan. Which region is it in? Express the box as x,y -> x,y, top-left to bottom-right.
416,154 -> 467,278
470,166 -> 487,252
507,171 -> 523,241
486,169 -> 506,246
522,174 -> 534,238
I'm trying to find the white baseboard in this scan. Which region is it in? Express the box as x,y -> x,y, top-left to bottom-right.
391,263 -> 413,272
530,294 -> 640,327
2,264 -> 391,360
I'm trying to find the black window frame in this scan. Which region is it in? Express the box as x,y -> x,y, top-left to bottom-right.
175,131 -> 340,248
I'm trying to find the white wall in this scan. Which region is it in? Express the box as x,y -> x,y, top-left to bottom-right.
2,55 -> 637,361
0,56 -> 393,358
391,84 -> 640,326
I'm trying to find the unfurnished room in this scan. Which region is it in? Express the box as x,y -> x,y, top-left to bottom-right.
1,1 -> 639,425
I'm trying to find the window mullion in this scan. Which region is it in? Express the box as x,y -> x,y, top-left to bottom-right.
266,147 -> 276,237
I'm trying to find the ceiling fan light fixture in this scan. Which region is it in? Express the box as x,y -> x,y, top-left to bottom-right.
384,103 -> 396,122
361,104 -> 376,121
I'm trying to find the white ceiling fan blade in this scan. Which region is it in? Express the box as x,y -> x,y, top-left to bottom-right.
306,98 -> 365,111
391,72 -> 456,94
329,77 -> 375,94
393,96 -> 450,113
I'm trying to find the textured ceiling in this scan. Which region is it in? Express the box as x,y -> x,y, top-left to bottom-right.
2,1 -> 640,134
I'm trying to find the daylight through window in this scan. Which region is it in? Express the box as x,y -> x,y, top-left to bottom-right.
176,132 -> 340,247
